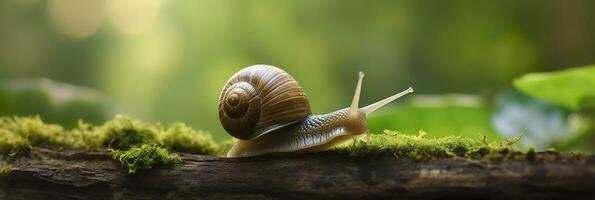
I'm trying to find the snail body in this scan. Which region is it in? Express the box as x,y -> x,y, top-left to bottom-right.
219,65 -> 413,158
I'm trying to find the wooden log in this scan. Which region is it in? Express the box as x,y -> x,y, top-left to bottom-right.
0,147 -> 594,200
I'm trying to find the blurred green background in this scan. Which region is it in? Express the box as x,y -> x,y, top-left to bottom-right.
1,0 -> 594,151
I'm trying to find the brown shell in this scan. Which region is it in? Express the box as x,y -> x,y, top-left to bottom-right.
218,65 -> 311,140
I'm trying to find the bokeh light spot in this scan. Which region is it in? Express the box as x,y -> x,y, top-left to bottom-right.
48,0 -> 105,38
107,0 -> 162,35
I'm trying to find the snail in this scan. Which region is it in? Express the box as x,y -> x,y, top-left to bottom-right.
219,64 -> 413,158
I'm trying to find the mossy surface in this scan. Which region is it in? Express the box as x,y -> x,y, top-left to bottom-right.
0,115 -> 219,173
95,117 -> 160,150
0,116 -> 67,155
0,115 -> 219,155
334,130 -> 523,160
160,123 -> 219,155
112,144 -> 181,174
0,165 -> 12,175
1,115 -> 532,173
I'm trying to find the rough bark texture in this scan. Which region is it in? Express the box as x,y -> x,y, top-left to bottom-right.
0,147 -> 594,200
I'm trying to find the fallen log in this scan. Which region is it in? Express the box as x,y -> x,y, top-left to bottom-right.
0,147 -> 593,200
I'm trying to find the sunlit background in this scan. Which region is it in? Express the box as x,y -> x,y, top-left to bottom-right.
1,0 -> 594,152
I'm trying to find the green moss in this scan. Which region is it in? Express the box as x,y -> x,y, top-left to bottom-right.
160,123 -> 218,155
0,116 -> 65,145
1,115 -> 529,167
334,130 -> 521,160
112,144 -> 181,174
0,116 -> 68,155
0,115 -> 220,154
94,116 -> 159,150
68,120 -> 97,149
0,165 -> 12,175
0,129 -> 30,155
0,115 -> 221,173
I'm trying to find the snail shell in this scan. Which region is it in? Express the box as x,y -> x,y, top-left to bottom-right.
218,65 -> 311,140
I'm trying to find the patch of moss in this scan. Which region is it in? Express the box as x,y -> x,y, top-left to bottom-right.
334,130 -> 521,160
0,115 -> 220,155
68,120 -> 97,149
159,123 -> 218,155
1,115 -> 530,166
0,115 -> 222,173
94,116 -> 159,150
0,129 -> 30,155
0,116 -> 68,155
0,165 -> 12,175
112,144 -> 181,174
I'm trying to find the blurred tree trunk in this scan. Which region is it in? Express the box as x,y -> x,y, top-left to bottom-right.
1,147 -> 594,200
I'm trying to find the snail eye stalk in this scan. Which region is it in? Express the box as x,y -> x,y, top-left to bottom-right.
361,87 -> 414,115
348,72 -> 365,116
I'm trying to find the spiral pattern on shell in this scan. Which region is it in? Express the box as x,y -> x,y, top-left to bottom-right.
218,65 -> 312,140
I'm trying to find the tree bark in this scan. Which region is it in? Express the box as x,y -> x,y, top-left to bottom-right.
0,147 -> 594,200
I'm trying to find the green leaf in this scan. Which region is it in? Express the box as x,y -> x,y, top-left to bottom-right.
513,65 -> 595,110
